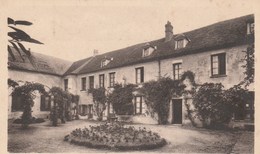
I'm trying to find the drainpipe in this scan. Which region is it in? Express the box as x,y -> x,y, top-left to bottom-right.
158,59 -> 161,79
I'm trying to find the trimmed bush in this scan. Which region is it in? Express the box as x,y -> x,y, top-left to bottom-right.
13,117 -> 45,124
64,122 -> 166,150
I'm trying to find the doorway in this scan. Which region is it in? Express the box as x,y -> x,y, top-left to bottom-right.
172,99 -> 182,124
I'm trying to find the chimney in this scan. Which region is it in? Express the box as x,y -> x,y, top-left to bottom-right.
165,21 -> 173,42
93,49 -> 99,56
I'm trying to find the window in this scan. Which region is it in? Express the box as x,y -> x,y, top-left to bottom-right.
175,39 -> 188,49
89,76 -> 94,89
109,72 -> 115,87
11,95 -> 23,112
173,63 -> 182,80
99,74 -> 105,88
40,95 -> 51,111
136,67 -> 144,84
64,79 -> 68,91
134,96 -> 146,114
81,77 -> 86,91
142,47 -> 155,57
247,22 -> 254,35
211,53 -> 226,76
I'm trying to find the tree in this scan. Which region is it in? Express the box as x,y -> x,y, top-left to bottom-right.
8,17 -> 43,61
141,77 -> 184,124
89,87 -> 107,121
107,84 -> 135,116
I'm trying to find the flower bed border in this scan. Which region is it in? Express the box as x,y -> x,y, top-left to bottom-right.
66,135 -> 167,150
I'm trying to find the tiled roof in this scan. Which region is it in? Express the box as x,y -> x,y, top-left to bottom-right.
76,14 -> 254,74
8,14 -> 254,76
8,48 -> 72,76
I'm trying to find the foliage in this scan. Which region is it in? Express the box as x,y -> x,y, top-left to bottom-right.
193,83 -> 251,128
49,87 -> 76,126
13,117 -> 45,124
180,71 -> 196,86
241,44 -> 254,87
64,122 -> 166,150
89,88 -> 107,121
8,78 -> 19,88
11,81 -> 47,128
8,17 -> 43,61
141,77 -> 185,124
180,71 -> 197,126
107,84 -> 135,115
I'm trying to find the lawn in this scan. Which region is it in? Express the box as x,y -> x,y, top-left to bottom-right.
8,119 -> 249,153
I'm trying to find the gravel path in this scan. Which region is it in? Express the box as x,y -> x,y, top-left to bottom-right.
8,119 -> 252,153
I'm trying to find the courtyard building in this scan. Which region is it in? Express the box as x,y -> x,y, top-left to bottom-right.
8,14 -> 254,125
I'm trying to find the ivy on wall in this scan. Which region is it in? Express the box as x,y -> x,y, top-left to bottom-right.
141,77 -> 184,125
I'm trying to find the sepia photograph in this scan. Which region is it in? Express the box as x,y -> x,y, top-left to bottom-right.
1,0 -> 257,153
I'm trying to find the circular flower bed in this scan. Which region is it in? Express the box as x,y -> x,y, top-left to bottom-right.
64,122 -> 166,150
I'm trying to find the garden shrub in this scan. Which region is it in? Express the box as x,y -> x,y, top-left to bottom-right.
64,122 -> 166,150
193,83 -> 228,128
13,117 -> 45,124
49,87 -> 77,126
193,82 -> 252,129
107,84 -> 135,115
88,87 -> 107,121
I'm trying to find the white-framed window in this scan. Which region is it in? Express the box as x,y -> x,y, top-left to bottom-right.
109,72 -> 115,87
89,76 -> 94,89
173,63 -> 182,80
247,22 -> 254,35
211,53 -> 226,76
134,96 -> 146,114
99,74 -> 105,88
142,47 -> 155,57
175,39 -> 188,49
135,67 -> 144,84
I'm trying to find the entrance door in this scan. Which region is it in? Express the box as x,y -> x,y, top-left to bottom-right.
172,99 -> 182,124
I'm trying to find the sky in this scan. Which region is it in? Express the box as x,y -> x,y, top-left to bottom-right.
4,0 -> 255,62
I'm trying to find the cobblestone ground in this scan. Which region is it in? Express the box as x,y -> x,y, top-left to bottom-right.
8,119 -> 253,153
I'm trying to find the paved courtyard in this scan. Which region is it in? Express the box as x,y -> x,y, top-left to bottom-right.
8,119 -> 254,153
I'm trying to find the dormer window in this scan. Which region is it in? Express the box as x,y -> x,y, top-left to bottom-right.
174,34 -> 189,50
101,57 -> 113,68
247,22 -> 254,35
142,46 -> 156,57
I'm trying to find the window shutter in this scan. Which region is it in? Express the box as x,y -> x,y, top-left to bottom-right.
141,67 -> 144,83
219,54 -> 226,75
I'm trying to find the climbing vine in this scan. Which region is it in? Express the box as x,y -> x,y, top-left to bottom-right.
10,81 -> 47,128
180,71 -> 197,126
141,77 -> 184,125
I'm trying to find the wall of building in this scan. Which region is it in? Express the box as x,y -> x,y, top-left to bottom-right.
75,61 -> 160,106
8,70 -> 62,119
160,45 -> 249,89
